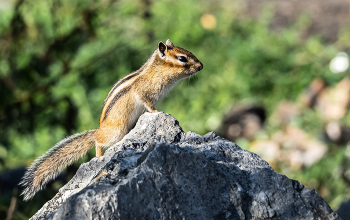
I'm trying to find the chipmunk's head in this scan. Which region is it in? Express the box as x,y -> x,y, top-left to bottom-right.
156,39 -> 203,80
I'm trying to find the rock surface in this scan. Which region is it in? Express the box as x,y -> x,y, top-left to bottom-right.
31,112 -> 340,220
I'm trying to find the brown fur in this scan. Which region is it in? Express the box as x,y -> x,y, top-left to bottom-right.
20,39 -> 203,201
20,130 -> 96,201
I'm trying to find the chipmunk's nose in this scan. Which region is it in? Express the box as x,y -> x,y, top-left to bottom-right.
198,62 -> 203,71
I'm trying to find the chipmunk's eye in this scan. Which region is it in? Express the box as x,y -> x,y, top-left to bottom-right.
178,56 -> 188,62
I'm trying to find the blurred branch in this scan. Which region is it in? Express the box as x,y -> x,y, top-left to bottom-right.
5,188 -> 18,220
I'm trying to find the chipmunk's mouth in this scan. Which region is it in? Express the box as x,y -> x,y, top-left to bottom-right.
184,63 -> 203,77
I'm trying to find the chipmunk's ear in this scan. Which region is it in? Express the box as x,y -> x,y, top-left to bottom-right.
166,39 -> 174,48
158,41 -> 167,58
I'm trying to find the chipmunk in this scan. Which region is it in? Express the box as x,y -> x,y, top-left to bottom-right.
20,39 -> 203,201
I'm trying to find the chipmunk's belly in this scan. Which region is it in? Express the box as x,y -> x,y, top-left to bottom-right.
128,96 -> 145,130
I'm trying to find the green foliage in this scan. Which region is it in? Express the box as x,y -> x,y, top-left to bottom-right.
0,0 -> 349,217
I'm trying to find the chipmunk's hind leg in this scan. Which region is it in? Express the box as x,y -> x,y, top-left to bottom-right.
95,125 -> 129,156
96,145 -> 104,157
20,129 -> 97,201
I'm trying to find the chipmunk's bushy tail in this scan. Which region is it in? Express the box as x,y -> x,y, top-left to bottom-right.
20,129 -> 97,201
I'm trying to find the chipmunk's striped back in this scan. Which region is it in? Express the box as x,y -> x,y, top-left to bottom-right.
101,72 -> 139,122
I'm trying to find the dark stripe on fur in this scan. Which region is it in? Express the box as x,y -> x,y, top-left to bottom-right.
102,86 -> 131,121
103,66 -> 144,107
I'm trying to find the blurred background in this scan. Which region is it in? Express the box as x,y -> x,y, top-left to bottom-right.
1,0 -> 350,218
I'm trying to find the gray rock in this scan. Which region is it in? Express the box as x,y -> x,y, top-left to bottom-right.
337,199 -> 350,219
30,112 -> 340,220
